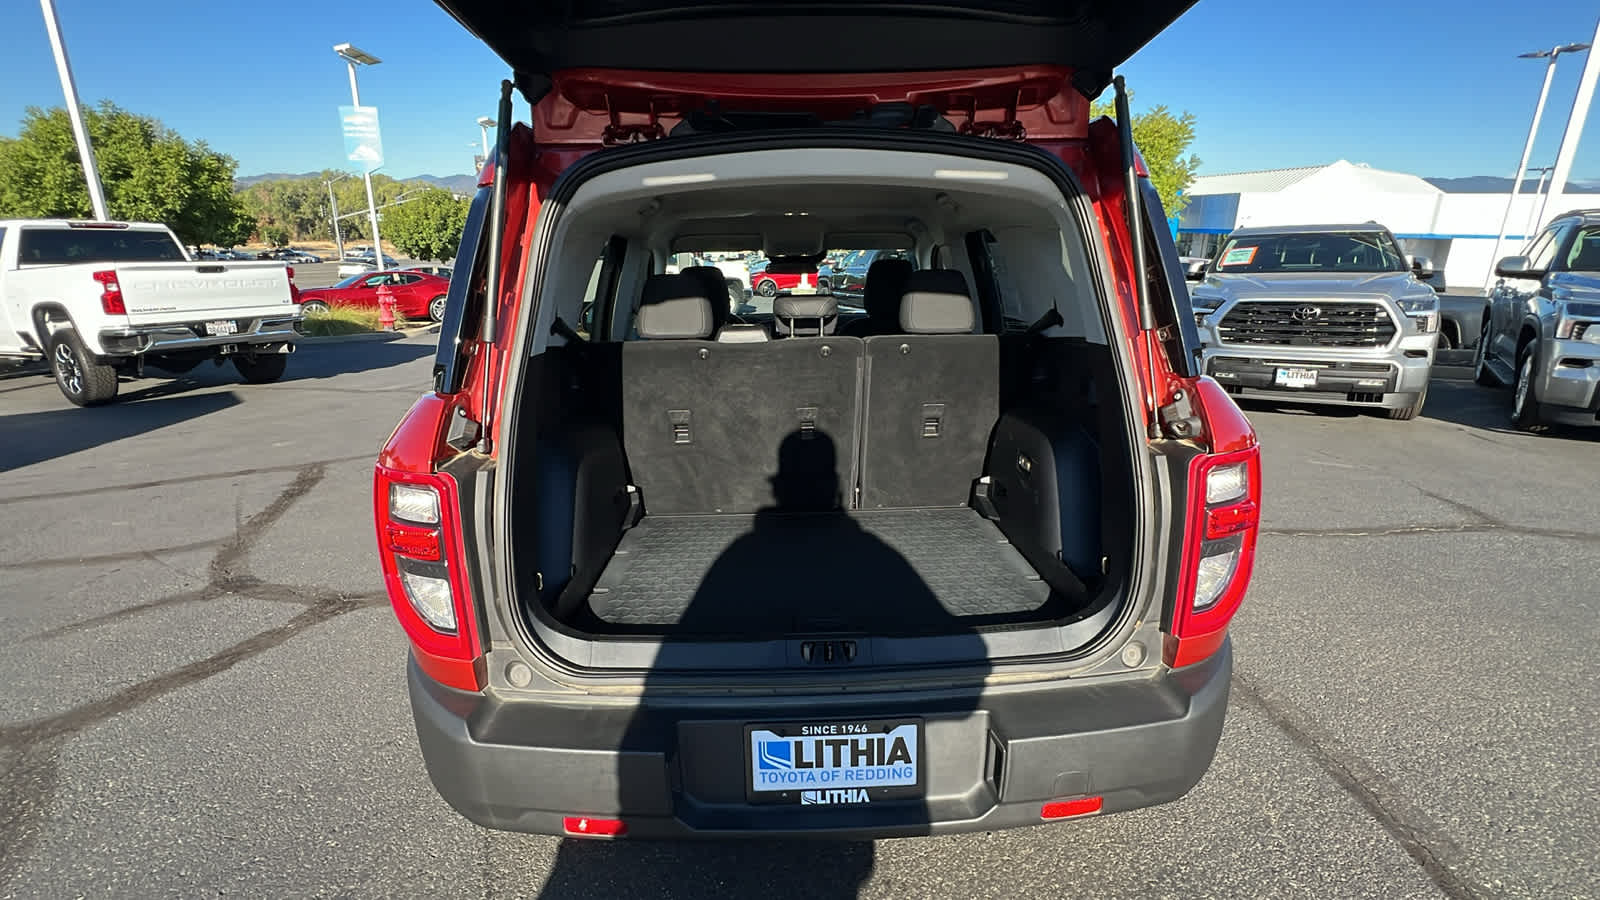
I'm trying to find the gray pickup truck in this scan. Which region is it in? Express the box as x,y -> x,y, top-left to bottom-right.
1474,209 -> 1600,430
1191,223 -> 1442,420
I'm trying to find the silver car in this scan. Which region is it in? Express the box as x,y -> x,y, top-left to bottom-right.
1474,209 -> 1600,429
1191,224 -> 1442,420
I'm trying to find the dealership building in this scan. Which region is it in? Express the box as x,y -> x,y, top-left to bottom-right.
1175,160 -> 1600,292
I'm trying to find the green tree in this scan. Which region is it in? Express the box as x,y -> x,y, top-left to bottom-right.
1090,98 -> 1201,216
261,224 -> 290,247
381,188 -> 469,261
0,103 -> 251,246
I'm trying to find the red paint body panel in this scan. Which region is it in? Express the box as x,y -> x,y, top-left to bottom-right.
301,270 -> 450,319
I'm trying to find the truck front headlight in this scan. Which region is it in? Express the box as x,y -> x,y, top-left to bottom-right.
1554,300 -> 1600,342
1396,296 -> 1440,334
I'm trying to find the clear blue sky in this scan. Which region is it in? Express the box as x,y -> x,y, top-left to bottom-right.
1,0 -> 1597,182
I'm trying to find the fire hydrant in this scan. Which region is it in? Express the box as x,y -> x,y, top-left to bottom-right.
376,281 -> 396,331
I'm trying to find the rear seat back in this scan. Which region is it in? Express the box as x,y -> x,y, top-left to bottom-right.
859,270 -> 999,509
623,274 -> 863,515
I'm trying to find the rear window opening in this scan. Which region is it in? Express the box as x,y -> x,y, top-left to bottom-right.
497,145 -> 1148,670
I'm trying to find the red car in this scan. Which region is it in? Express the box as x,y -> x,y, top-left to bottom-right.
298,270 -> 452,322
376,0 -> 1260,842
749,266 -> 821,298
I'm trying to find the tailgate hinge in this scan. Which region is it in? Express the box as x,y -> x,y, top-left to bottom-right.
603,94 -> 665,146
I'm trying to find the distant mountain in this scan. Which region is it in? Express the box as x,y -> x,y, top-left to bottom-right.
408,174 -> 479,194
234,171 -> 475,192
1426,175 -> 1600,194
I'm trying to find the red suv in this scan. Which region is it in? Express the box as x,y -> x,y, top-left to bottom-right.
376,0 -> 1258,840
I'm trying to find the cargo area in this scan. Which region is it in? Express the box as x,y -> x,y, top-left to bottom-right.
499,148 -> 1146,654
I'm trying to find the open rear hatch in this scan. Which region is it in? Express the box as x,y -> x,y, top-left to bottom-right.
434,1 -> 1198,117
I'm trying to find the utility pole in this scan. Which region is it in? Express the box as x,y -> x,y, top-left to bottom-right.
39,0 -> 108,221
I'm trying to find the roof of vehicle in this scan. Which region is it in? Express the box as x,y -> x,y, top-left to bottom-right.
1227,223 -> 1397,238
433,0 -> 1198,98
1547,208 -> 1600,222
0,219 -> 171,230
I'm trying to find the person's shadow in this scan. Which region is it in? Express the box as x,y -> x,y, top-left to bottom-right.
537,430 -> 992,898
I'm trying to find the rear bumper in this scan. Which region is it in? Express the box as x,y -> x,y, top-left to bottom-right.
407,642 -> 1232,839
97,316 -> 301,357
1536,338 -> 1600,424
1202,345 -> 1433,410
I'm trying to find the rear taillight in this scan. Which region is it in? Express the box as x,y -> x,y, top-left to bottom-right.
93,270 -> 125,315
1166,446 -> 1261,668
375,465 -> 483,691
286,265 -> 296,282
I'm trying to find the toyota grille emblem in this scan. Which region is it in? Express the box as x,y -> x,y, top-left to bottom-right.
1293,305 -> 1322,321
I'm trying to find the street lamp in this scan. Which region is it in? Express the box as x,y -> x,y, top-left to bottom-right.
1486,41 -> 1591,290
334,42 -> 387,270
476,116 -> 495,162
38,0 -> 108,220
1523,165 -> 1557,239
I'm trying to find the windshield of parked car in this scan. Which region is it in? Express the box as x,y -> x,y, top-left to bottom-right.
17,228 -> 187,265
1214,231 -> 1407,274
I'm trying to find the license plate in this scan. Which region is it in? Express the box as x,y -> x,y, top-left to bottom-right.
205,320 -> 239,336
746,719 -> 922,805
789,286 -> 818,295
1274,366 -> 1318,388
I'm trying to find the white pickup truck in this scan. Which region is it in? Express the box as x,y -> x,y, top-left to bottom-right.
0,219 -> 302,406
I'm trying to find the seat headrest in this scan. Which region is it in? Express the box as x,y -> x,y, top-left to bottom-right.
773,295 -> 838,336
863,258 -> 914,323
637,273 -> 715,339
716,323 -> 770,343
680,265 -> 731,329
898,270 -> 975,334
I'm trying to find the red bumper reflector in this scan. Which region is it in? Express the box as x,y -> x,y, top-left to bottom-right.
563,816 -> 627,838
1205,500 -> 1259,539
1040,796 -> 1104,820
384,524 -> 442,561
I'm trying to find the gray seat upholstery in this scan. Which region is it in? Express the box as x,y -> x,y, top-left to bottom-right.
842,258 -> 914,337
860,270 -> 998,509
636,273 -> 715,340
716,323 -> 771,343
774,295 -> 839,336
623,273 -> 864,515
681,265 -> 735,332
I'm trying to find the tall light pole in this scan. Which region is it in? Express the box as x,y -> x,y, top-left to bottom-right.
323,172 -> 351,261
39,0 -> 108,221
1485,42 -> 1588,291
334,43 -> 386,270
476,116 -> 494,163
1543,21 -> 1600,233
1524,165 -> 1557,238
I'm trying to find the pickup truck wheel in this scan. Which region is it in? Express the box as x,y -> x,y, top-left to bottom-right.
233,352 -> 288,384
428,294 -> 448,322
1473,320 -> 1501,387
49,329 -> 118,406
1510,344 -> 1544,430
1387,385 -> 1427,420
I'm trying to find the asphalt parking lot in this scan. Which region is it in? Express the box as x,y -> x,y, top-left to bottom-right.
1,340 -> 1596,899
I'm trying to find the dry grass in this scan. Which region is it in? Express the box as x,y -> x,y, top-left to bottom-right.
298,305 -> 409,337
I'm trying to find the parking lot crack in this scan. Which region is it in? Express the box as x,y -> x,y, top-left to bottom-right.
1233,670 -> 1483,900
0,538 -> 225,572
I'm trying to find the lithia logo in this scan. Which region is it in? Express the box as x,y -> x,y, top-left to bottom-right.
750,724 -> 918,791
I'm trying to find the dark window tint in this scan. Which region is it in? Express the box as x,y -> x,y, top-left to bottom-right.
1566,225 -> 1600,271
399,273 -> 424,284
1215,231 -> 1407,273
18,228 -> 186,265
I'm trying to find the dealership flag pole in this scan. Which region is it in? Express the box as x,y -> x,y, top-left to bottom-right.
1542,21 -> 1600,232
39,0 -> 108,221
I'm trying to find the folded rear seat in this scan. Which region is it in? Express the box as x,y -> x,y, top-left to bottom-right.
622,273 -> 864,516
859,270 -> 999,509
